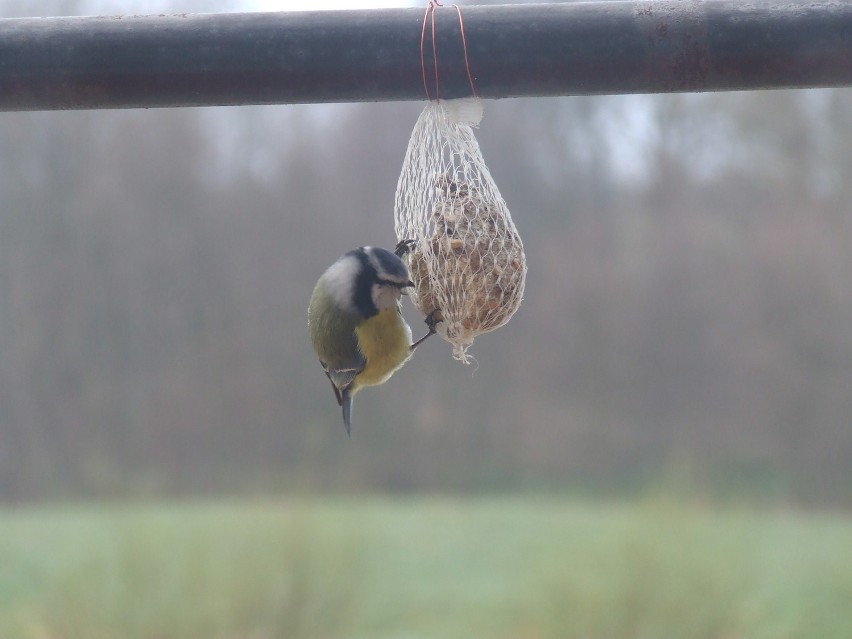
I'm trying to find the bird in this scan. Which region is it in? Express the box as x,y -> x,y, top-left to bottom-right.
308,243 -> 435,435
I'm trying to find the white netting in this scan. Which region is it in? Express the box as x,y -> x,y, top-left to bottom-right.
394,98 -> 527,362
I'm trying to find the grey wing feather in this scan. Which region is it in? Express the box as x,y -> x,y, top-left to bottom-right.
324,362 -> 361,394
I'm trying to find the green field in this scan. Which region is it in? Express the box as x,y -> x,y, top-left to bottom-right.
1,496 -> 851,639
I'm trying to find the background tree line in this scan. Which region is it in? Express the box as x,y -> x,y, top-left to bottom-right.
1,2 -> 851,506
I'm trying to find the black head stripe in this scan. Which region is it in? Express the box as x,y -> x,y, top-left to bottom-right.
371,247 -> 409,283
351,247 -> 379,318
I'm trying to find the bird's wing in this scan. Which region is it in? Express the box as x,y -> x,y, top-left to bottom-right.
318,328 -> 365,401
309,293 -> 365,401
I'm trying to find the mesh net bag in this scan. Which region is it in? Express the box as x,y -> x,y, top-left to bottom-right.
394,98 -> 527,362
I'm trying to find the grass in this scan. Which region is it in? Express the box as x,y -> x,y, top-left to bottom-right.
1,496 -> 852,639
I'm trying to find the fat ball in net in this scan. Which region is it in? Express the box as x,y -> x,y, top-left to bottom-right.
395,98 -> 527,362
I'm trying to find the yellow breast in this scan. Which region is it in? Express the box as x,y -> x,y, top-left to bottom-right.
353,308 -> 412,389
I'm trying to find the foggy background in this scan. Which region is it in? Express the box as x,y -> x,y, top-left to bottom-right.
2,0 -> 851,507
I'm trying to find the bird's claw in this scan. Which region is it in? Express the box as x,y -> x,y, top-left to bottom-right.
410,310 -> 442,351
394,239 -> 417,258
425,310 -> 442,333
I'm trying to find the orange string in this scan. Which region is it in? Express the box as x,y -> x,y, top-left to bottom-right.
431,3 -> 440,98
420,5 -> 432,100
452,4 -> 477,98
420,0 -> 476,101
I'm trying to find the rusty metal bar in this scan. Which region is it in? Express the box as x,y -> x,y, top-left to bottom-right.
1,1 -> 851,111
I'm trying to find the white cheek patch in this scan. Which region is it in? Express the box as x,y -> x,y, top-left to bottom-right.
371,283 -> 403,311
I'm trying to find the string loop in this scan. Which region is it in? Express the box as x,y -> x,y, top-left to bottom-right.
420,1 -> 477,101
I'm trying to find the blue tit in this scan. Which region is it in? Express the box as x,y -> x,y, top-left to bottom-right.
308,244 -> 436,435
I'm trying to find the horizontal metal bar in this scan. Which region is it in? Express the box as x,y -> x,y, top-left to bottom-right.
1,1 -> 851,111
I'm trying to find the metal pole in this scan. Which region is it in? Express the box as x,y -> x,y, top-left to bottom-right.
1,1 -> 851,111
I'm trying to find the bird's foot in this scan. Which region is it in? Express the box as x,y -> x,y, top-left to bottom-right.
410,310 -> 442,351
394,239 -> 417,258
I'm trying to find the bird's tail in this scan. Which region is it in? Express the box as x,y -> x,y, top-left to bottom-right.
342,390 -> 353,437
